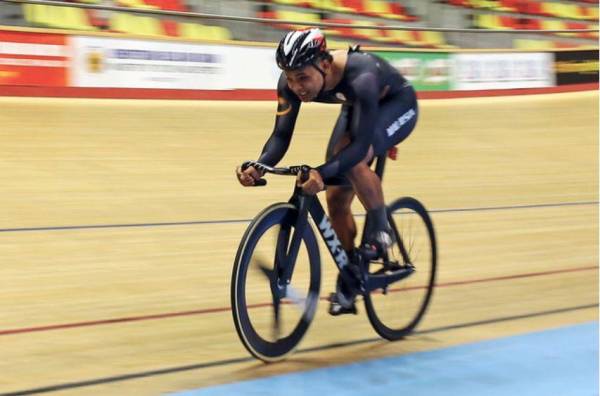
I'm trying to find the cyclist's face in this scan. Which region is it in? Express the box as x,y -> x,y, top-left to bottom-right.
285,65 -> 323,102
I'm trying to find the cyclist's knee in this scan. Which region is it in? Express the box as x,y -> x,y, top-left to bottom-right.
346,156 -> 375,183
326,187 -> 353,216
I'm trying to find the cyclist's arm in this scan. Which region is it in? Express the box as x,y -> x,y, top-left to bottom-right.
257,74 -> 301,166
316,72 -> 379,179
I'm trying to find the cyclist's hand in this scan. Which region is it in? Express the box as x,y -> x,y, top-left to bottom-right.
298,169 -> 324,195
236,165 -> 262,186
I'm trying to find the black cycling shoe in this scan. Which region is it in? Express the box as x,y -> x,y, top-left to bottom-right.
328,292 -> 357,316
363,229 -> 393,259
328,250 -> 362,316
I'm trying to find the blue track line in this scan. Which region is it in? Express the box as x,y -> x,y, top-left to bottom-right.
0,201 -> 596,233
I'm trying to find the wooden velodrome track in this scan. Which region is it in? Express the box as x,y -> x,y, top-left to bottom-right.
0,90 -> 597,395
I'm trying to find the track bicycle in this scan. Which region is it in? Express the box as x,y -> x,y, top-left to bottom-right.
231,154 -> 436,362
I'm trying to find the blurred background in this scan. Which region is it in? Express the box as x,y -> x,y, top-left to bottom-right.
0,0 -> 598,48
0,0 -> 597,395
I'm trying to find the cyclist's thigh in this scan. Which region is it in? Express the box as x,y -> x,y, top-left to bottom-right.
326,104 -> 352,161
372,85 -> 418,157
325,105 -> 353,186
326,184 -> 355,209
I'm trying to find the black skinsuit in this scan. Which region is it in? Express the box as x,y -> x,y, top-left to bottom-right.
258,47 -> 418,183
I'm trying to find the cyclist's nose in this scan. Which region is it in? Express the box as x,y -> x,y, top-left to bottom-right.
290,82 -> 303,94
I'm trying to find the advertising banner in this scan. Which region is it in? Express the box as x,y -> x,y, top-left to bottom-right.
227,46 -> 281,90
453,52 -> 555,90
0,30 -> 68,86
554,50 -> 599,85
374,51 -> 452,91
70,36 -> 230,89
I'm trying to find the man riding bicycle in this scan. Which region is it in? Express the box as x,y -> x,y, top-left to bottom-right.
236,28 -> 418,315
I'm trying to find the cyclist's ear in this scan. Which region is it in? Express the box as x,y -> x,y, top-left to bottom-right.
320,58 -> 332,72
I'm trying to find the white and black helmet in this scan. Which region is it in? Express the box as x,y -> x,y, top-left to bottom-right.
276,28 -> 329,70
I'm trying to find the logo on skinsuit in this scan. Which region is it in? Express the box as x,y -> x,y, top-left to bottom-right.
318,216 -> 348,268
386,108 -> 416,137
276,97 -> 292,116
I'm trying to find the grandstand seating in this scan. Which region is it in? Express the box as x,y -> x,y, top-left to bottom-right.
179,23 -> 233,41
110,12 -> 163,36
258,8 -> 452,48
21,2 -> 234,41
144,0 -> 187,12
473,12 -> 598,39
268,0 -> 419,21
446,0 -> 598,21
513,38 -> 589,48
113,0 -> 187,11
115,0 -> 157,10
23,4 -> 96,30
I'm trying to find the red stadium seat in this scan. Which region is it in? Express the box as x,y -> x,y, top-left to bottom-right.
340,0 -> 366,13
499,15 -> 517,28
161,19 -> 179,36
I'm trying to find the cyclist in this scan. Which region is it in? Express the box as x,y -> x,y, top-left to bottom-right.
236,28 -> 418,315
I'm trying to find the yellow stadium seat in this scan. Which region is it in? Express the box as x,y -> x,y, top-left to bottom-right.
560,3 -> 583,20
277,10 -> 321,24
385,29 -> 419,46
421,31 -> 447,47
110,12 -> 129,33
273,0 -> 306,5
514,39 -> 554,49
205,26 -> 232,41
540,2 -> 555,17
116,0 -> 157,10
180,23 -> 231,41
308,0 -> 353,13
469,0 -> 498,9
541,19 -> 563,29
363,0 -> 390,14
476,13 -> 506,30
363,0 -> 404,19
180,22 -> 203,40
137,15 -> 162,36
22,4 -> 36,23
31,5 -> 69,29
110,12 -> 161,36
44,5 -> 62,28
23,4 -> 59,28
61,7 -> 96,31
541,19 -> 573,37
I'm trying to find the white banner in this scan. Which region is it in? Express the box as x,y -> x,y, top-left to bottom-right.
453,52 -> 555,90
227,45 -> 281,89
70,36 -> 231,89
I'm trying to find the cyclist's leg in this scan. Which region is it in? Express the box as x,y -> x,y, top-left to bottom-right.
348,86 -> 419,250
326,186 -> 356,252
344,149 -> 393,252
325,104 -> 357,252
325,102 -> 387,250
326,106 -> 361,315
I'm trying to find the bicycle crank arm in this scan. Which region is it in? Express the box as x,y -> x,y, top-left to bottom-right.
365,266 -> 415,292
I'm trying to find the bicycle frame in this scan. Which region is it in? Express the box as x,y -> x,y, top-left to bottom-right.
279,184 -> 357,291
280,183 -> 414,295
244,154 -> 413,296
